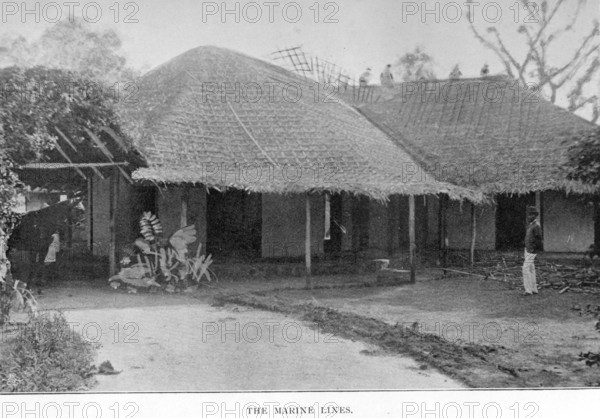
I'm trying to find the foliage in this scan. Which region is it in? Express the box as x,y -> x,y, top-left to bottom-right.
0,65 -> 125,322
0,19 -> 138,236
579,351 -> 600,367
0,271 -> 37,325
0,312 -> 96,392
0,161 -> 21,226
0,222 -> 33,326
0,65 -> 125,213
0,66 -> 124,166
577,303 -> 600,367
466,0 -> 600,123
393,47 -> 437,82
562,128 -> 600,185
109,213 -> 213,292
139,212 -> 163,241
0,19 -> 140,85
0,66 -> 124,286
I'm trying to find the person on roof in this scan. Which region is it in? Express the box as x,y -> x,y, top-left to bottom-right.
481,64 -> 489,77
380,64 -> 394,87
359,68 -> 372,86
522,206 -> 543,296
449,65 -> 462,80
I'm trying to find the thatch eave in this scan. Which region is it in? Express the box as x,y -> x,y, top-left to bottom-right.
476,179 -> 600,197
132,167 -> 486,203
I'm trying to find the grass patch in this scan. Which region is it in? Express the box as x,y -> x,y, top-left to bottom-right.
0,312 -> 97,392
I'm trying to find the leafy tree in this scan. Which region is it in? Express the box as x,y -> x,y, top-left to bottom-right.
466,0 -> 600,123
0,66 -> 125,259
564,128 -> 600,184
0,19 -> 139,85
393,47 -> 437,82
0,20 -> 138,316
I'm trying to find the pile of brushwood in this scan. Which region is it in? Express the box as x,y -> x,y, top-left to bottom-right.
444,252 -> 600,295
571,303 -> 600,368
109,212 -> 213,293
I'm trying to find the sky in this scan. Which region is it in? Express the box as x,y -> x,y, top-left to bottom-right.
0,0 -> 598,83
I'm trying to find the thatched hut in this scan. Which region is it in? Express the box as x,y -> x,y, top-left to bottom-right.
351,76 -> 598,255
86,46 -> 482,279
15,108 -> 143,274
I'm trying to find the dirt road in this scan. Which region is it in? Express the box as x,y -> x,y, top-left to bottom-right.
62,302 -> 463,391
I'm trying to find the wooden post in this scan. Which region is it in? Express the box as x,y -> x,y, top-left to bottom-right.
305,194 -> 313,289
181,185 -> 189,228
108,169 -> 119,277
87,176 -> 94,254
66,203 -> 73,255
387,196 -> 396,255
535,190 -> 543,231
594,197 -> 600,251
437,194 -> 443,263
438,194 -> 449,270
470,202 -> 477,266
409,195 -> 416,283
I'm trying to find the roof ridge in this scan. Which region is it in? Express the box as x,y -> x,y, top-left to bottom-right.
143,45 -> 314,86
389,74 -> 514,85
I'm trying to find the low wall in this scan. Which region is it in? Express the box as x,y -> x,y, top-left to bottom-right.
446,201 -> 496,250
261,193 -> 325,258
543,191 -> 593,253
211,260 -> 374,281
156,186 -> 207,255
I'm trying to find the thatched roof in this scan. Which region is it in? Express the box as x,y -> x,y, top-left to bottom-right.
118,46 -> 483,202
17,131 -> 142,191
347,76 -> 598,195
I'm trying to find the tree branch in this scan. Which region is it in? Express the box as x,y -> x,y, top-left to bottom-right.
550,23 -> 599,80
467,22 -> 515,77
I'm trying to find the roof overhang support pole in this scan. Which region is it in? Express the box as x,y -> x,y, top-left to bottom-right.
87,175 -> 94,254
439,194 -> 449,274
409,195 -> 416,284
109,168 -> 119,277
305,193 -> 313,289
181,185 -> 189,228
470,202 -> 477,267
66,197 -> 73,253
594,196 -> 600,251
535,192 -> 543,248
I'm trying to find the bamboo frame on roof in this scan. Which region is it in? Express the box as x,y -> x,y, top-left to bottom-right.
21,162 -> 130,169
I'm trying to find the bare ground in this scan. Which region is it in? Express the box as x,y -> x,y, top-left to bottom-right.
3,278 -> 463,391
5,270 -> 600,389
216,273 -> 600,388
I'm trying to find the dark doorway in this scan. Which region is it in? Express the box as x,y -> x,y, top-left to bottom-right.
131,186 -> 157,243
495,193 -> 535,250
132,186 -> 157,218
206,190 -> 262,259
352,195 -> 370,252
594,198 -> 600,250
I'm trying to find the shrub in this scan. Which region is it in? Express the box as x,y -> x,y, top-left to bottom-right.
109,212 -> 213,292
0,312 -> 96,392
0,271 -> 38,325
